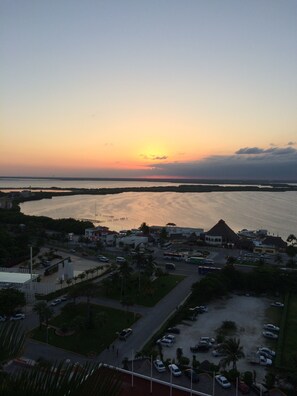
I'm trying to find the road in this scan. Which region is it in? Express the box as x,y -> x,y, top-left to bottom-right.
15,245 -> 264,395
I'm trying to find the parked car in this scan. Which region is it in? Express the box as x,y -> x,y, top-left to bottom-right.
10,313 -> 25,321
215,375 -> 231,389
163,334 -> 175,343
51,299 -> 62,306
190,341 -> 211,352
196,305 -> 208,313
259,355 -> 272,366
167,327 -> 180,334
153,359 -> 166,373
184,369 -> 199,383
263,323 -> 279,332
157,338 -> 174,347
118,328 -> 132,340
262,331 -> 278,339
0,315 -> 7,322
200,336 -> 215,344
97,255 -> 109,262
116,257 -> 126,263
212,348 -> 226,357
168,364 -> 182,377
270,301 -> 284,308
238,381 -> 250,394
257,350 -> 273,359
251,383 -> 269,396
257,347 -> 276,357
60,295 -> 68,302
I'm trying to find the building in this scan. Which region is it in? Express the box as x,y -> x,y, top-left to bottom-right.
204,219 -> 239,247
253,236 -> 287,255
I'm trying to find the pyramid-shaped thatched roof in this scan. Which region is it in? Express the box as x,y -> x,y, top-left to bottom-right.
206,219 -> 239,244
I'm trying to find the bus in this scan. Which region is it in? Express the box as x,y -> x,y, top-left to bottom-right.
163,252 -> 184,261
198,266 -> 221,275
186,256 -> 205,265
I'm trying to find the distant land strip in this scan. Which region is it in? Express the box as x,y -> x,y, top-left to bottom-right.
8,183 -> 297,204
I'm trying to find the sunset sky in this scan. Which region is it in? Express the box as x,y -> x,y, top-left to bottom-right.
1,1 -> 297,180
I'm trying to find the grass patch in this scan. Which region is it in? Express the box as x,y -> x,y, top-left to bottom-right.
30,302 -> 138,356
98,274 -> 185,307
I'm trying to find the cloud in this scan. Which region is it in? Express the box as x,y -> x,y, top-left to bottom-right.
144,145 -> 297,180
235,147 -> 265,154
236,146 -> 297,156
288,141 -> 296,146
140,154 -> 168,160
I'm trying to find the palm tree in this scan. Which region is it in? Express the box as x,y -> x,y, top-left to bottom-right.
0,322 -> 122,395
74,283 -> 99,328
1,358 -> 122,395
0,322 -> 25,366
118,261 -> 132,297
287,234 -> 297,246
33,301 -> 53,329
219,337 -> 245,370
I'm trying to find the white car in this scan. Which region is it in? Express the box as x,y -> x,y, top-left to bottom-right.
262,331 -> 278,340
259,355 -> 272,366
200,336 -> 215,344
163,334 -> 175,343
168,364 -> 182,377
118,328 -> 132,340
153,359 -> 166,372
257,347 -> 276,357
215,375 -> 231,389
263,324 -> 279,332
51,299 -> 62,306
212,349 -> 226,357
10,313 -> 25,321
97,255 -> 109,262
270,301 -> 284,307
0,315 -> 7,322
157,338 -> 174,347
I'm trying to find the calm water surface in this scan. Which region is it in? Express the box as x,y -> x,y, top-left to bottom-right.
20,191 -> 297,239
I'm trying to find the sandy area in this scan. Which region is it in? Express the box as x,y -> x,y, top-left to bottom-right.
162,294 -> 275,382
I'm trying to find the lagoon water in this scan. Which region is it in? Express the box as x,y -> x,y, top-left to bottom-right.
19,189 -> 297,240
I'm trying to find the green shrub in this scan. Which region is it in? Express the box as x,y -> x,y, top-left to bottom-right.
242,371 -> 253,386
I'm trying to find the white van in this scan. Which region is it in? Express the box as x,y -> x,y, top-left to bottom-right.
116,257 -> 126,263
165,263 -> 176,270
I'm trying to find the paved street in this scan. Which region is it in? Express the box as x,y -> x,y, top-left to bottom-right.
16,246 -> 267,396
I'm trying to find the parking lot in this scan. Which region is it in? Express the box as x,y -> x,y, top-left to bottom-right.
159,294 -> 276,382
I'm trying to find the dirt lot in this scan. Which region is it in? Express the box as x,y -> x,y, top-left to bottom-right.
162,294 -> 276,382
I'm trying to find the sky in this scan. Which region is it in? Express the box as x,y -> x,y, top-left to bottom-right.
1,0 -> 297,180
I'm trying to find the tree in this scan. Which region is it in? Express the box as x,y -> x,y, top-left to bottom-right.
0,288 -> 26,316
33,301 -> 53,329
287,234 -> 297,246
139,222 -> 150,235
118,261 -> 133,297
74,283 -> 99,328
159,227 -> 168,244
219,337 -> 245,370
274,253 -> 283,266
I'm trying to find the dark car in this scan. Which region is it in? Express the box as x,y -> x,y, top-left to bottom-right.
184,369 -> 199,383
238,381 -> 250,394
190,342 -> 211,352
167,327 -> 180,334
118,328 -> 132,340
